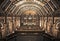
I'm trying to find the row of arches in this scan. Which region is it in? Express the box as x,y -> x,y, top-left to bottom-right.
1,0 -> 59,16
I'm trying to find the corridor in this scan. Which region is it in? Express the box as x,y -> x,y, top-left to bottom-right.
0,0 -> 60,41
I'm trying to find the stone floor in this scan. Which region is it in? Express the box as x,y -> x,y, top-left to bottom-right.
0,32 -> 60,41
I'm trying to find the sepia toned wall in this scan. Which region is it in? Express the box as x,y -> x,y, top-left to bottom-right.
0,17 -> 60,38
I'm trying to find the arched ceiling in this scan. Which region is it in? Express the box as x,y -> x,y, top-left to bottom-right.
0,0 -> 59,16
12,3 -> 44,16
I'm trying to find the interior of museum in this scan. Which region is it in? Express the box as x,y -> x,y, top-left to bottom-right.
0,0 -> 60,41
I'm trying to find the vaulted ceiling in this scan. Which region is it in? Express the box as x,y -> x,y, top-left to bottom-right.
0,0 -> 60,17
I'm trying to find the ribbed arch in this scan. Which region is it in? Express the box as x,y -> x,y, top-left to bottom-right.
9,1 -> 47,16
13,4 -> 44,16
1,0 -> 59,16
